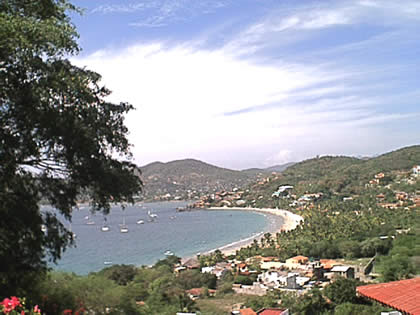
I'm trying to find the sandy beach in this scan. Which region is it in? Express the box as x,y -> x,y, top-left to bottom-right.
204,207 -> 303,256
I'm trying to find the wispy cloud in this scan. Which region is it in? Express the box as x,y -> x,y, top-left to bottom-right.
223,0 -> 420,58
92,0 -> 233,28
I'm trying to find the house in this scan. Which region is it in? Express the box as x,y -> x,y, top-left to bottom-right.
376,194 -> 385,199
182,257 -> 200,269
319,259 -> 340,270
375,172 -> 385,179
330,265 -> 355,279
186,288 -> 216,300
257,308 -> 289,315
237,263 -> 248,272
238,308 -> 257,315
395,192 -> 408,201
258,270 -> 286,288
272,186 -> 293,198
413,165 -> 420,176
260,261 -> 284,270
285,255 -> 308,269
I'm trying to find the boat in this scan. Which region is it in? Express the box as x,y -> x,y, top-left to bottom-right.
86,220 -> 95,225
41,224 -> 47,233
101,217 -> 110,232
120,215 -> 129,233
69,223 -> 76,239
103,261 -> 113,265
164,250 -> 174,256
136,220 -> 144,224
147,210 -> 158,221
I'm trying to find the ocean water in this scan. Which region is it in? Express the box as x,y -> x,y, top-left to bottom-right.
47,201 -> 281,274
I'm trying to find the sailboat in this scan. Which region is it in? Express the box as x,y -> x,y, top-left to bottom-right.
85,215 -> 95,225
147,210 -> 158,222
120,215 -> 128,233
101,217 -> 110,232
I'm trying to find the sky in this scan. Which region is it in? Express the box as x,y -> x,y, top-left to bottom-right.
71,0 -> 420,170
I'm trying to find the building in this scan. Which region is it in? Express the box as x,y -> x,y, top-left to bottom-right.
182,257 -> 200,269
260,261 -> 284,270
413,165 -> 420,176
357,278 -> 420,315
237,308 -> 257,315
257,308 -> 289,315
330,266 -> 355,279
185,288 -> 216,300
285,255 -> 309,269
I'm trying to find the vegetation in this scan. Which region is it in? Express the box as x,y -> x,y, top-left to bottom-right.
0,0 -> 142,297
140,158 -> 278,201
22,257 -> 221,314
233,147 -> 420,274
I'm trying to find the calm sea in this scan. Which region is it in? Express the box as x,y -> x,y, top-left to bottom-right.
46,201 -> 282,274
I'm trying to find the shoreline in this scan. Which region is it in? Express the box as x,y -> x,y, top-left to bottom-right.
198,207 -> 303,257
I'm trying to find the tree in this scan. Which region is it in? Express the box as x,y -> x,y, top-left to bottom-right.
324,277 -> 358,305
0,0 -> 142,296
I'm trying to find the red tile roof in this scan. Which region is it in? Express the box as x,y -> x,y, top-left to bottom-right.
240,308 -> 257,315
357,278 -> 420,315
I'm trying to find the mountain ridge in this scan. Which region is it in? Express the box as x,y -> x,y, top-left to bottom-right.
139,159 -> 293,201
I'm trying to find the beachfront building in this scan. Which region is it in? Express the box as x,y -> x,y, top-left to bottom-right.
285,255 -> 309,269
260,261 -> 284,270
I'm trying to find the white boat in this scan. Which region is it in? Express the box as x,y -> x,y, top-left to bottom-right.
41,224 -> 47,233
101,217 -> 110,232
86,220 -> 95,225
103,261 -> 113,265
120,215 -> 129,233
136,220 -> 144,224
69,223 -> 76,239
164,250 -> 174,256
147,210 -> 158,221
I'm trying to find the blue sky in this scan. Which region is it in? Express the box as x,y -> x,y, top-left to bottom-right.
71,0 -> 420,169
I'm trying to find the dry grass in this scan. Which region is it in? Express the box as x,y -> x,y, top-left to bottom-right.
196,293 -> 251,315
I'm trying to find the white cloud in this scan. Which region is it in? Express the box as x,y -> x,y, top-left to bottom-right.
73,0 -> 420,169
73,39 -> 417,169
265,150 -> 294,166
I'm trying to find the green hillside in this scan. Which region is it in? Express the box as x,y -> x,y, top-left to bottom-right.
140,159 -> 268,201
227,146 -> 420,278
240,145 -> 420,208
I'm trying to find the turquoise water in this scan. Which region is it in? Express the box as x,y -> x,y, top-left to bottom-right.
49,201 -> 278,274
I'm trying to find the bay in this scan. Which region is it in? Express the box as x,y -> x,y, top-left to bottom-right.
48,201 -> 279,274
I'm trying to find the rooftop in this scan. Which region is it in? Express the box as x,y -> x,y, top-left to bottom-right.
239,308 -> 257,315
257,308 -> 288,315
357,278 -> 420,315
331,265 -> 351,272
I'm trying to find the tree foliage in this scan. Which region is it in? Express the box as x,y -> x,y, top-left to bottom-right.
0,0 -> 142,296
